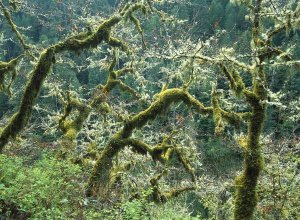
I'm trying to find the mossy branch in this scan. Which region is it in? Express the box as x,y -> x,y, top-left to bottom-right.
57,92 -> 92,158
128,13 -> 146,47
53,3 -> 146,54
233,2 -> 268,218
0,48 -> 55,151
0,2 -> 148,152
109,137 -> 196,189
149,171 -> 195,203
220,64 -> 245,97
86,88 -> 212,197
0,55 -> 22,94
267,6 -> 300,40
177,54 -> 252,72
173,145 -> 196,182
0,0 -> 30,50
211,87 -> 248,135
125,138 -> 170,160
125,137 -> 196,181
122,88 -> 213,138
58,54 -> 137,158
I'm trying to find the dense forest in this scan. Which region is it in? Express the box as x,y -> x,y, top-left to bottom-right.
0,0 -> 299,219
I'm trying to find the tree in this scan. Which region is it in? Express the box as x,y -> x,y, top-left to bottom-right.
162,0 -> 299,218
0,0 -> 299,219
122,0 -> 299,218
0,1 -> 146,150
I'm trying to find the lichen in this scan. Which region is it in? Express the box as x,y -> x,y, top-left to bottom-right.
87,88 -> 213,197
58,53 -> 136,158
234,71 -> 266,220
148,171 -> 195,203
122,88 -> 213,138
0,48 -> 54,151
0,1 -> 30,50
0,2 -> 151,152
0,56 -> 21,94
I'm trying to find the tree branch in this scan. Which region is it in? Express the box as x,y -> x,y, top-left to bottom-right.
0,2 -> 149,152
86,88 -> 212,196
0,0 -> 30,50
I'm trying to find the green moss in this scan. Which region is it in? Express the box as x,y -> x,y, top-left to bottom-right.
0,2 -> 149,152
62,120 -> 72,130
122,88 -> 212,138
58,105 -> 91,158
220,65 -> 245,97
86,142 -> 99,160
234,70 -> 266,219
65,128 -> 77,140
86,132 -> 125,197
0,56 -> 20,93
97,102 -> 111,114
0,49 -> 54,151
129,14 -> 143,35
0,1 -> 29,49
148,171 -> 195,203
212,103 -> 223,135
52,16 -> 124,54
87,88 -> 213,197
234,148 -> 264,219
234,172 -> 258,219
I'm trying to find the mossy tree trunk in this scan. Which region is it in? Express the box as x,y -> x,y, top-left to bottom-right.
0,2 -> 147,152
186,1 -> 299,217
233,1 -> 266,219
234,82 -> 266,219
86,88 -> 244,197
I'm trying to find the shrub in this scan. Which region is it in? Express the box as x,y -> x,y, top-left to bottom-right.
0,154 -> 85,219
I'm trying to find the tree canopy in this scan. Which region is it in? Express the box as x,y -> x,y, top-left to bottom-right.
0,0 -> 299,219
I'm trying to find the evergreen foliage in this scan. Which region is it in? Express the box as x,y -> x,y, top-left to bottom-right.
0,0 -> 299,219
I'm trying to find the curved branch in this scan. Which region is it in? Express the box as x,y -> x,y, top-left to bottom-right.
149,171 -> 195,203
0,2 -> 148,152
0,48 -> 55,150
220,64 -> 245,97
122,88 -> 213,137
0,0 -> 30,50
86,88 -> 212,196
0,55 -> 22,93
58,54 -> 136,158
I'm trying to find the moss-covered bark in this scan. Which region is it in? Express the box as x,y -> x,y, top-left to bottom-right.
86,86 -> 249,197
0,48 -> 54,150
0,56 -> 21,93
0,2 -> 146,152
86,88 -> 213,196
57,94 -> 92,158
233,1 -> 267,219
58,54 -> 135,158
0,0 -> 29,50
234,78 -> 266,219
234,106 -> 265,219
148,171 -> 195,203
233,60 -> 267,219
218,63 -> 266,219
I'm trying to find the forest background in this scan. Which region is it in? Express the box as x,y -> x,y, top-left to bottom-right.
0,0 -> 299,219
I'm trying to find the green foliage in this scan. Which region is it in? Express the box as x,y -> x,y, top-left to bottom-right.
255,137 -> 300,219
0,0 -> 300,219
88,189 -> 201,220
0,154 -> 85,219
121,199 -> 150,220
208,0 -> 225,31
200,137 -> 242,175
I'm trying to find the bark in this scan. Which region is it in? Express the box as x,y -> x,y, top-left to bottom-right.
0,3 -> 145,152
86,88 -> 214,197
